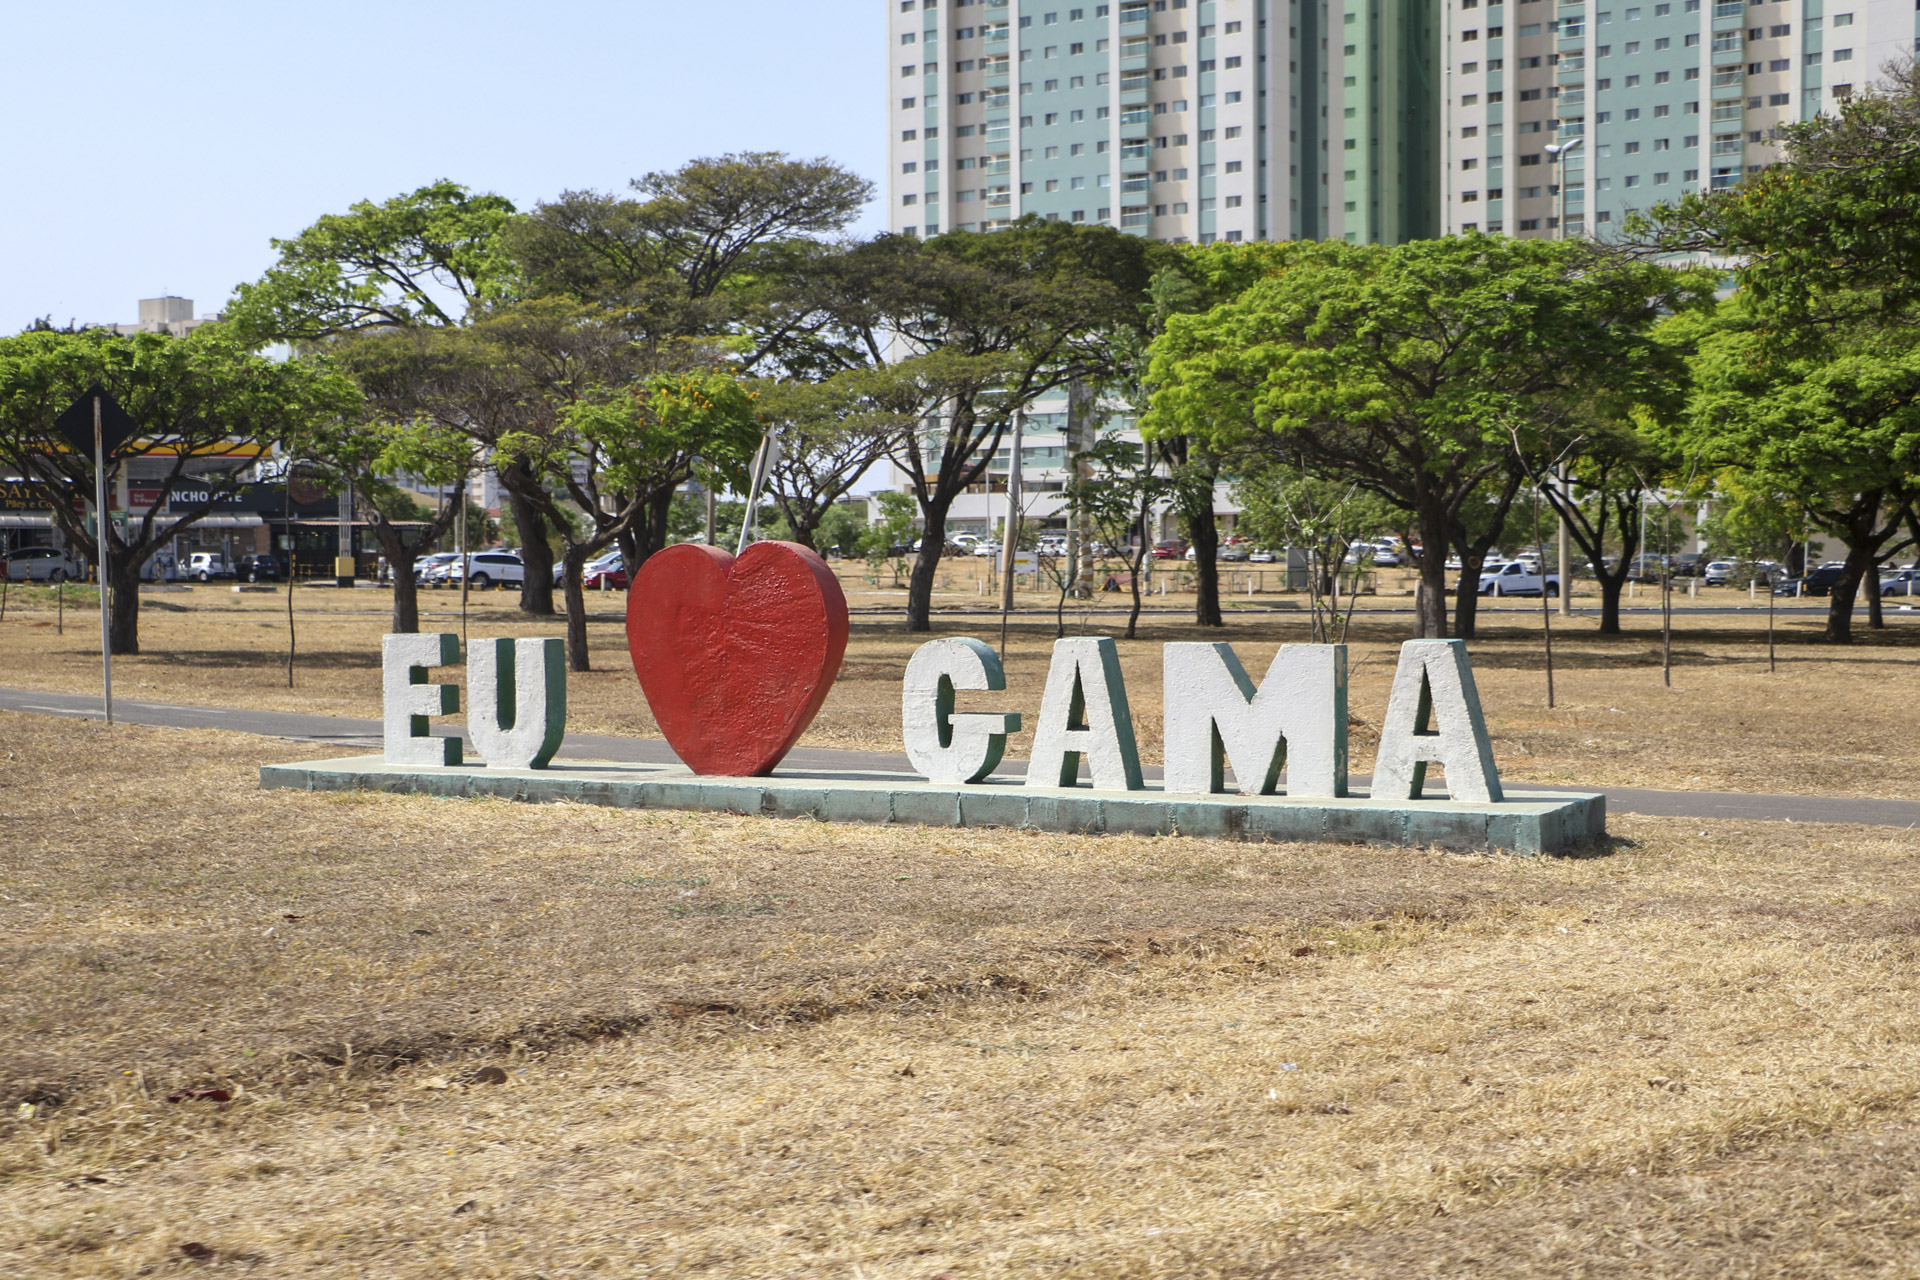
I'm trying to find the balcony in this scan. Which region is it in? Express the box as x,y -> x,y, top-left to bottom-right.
1119,2 -> 1150,24
984,159 -> 1010,175
982,91 -> 1010,107
1120,107 -> 1151,126
1121,174 -> 1150,194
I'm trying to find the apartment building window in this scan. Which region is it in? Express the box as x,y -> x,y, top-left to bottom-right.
1071,41 -> 1084,52
1768,91 -> 1790,104
1463,94 -> 1481,106
1626,40 -> 1641,53
1519,218 -> 1541,230
903,193 -> 920,204
1626,74 -> 1641,86
903,129 -> 919,140
902,161 -> 919,173
1224,55 -> 1242,67
1805,52 -> 1822,64
1834,11 -> 1854,23
1224,91 -> 1242,102
1224,126 -> 1242,138
1225,160 -> 1242,172
1834,48 -> 1853,60
1655,36 -> 1670,49
1654,104 -> 1670,116
903,65 -> 917,76
1224,231 -> 1243,242
1462,158 -> 1480,170
1654,70 -> 1669,83
1598,78 -> 1613,89
902,97 -> 917,108
1463,191 -> 1480,202
901,32 -> 917,43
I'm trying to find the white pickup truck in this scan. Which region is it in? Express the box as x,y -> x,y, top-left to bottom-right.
1478,559 -> 1561,598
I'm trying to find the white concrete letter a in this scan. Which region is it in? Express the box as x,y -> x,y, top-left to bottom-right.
1026,637 -> 1144,790
1372,639 -> 1504,803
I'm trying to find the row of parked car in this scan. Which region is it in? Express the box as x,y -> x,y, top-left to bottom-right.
2,547 -> 285,583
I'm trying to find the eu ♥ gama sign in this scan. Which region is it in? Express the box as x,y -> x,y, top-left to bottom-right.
380,539 -> 1505,805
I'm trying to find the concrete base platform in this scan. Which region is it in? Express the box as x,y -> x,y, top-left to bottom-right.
260,755 -> 1606,854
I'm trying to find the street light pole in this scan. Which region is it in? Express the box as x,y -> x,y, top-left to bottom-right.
1545,135 -> 1583,615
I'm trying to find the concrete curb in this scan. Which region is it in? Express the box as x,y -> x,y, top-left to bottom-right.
259,755 -> 1607,855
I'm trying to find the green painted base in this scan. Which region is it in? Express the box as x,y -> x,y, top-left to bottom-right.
260,755 -> 1605,855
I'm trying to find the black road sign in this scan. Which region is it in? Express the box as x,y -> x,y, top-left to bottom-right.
53,384 -> 139,456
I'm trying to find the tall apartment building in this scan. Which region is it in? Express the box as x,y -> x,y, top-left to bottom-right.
1438,0 -> 1919,236
887,0 -> 1439,247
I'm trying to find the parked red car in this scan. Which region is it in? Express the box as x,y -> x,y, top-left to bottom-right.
1151,539 -> 1188,559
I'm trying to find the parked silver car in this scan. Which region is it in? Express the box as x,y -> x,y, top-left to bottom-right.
4,546 -> 80,582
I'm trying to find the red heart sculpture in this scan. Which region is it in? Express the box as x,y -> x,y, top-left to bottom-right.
627,541 -> 850,777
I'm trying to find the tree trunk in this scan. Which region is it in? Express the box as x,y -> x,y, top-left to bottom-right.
562,544 -> 593,672
1597,571 -> 1627,634
507,486 -> 556,616
1452,552 -> 1486,642
632,489 -> 676,567
1867,557 -> 1885,629
373,523 -> 423,634
1413,505 -> 1451,639
906,498 -> 952,633
107,557 -> 143,655
1126,552 -> 1146,640
1825,537 -> 1877,644
1187,506 -> 1223,627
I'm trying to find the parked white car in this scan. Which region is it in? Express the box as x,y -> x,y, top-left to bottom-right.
448,551 -> 525,589
4,546 -> 80,582
1478,559 -> 1561,597
186,551 -> 233,581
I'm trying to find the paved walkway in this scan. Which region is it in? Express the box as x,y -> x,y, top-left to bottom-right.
6,686 -> 1917,830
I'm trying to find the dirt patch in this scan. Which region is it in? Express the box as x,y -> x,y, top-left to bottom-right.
8,714 -> 1920,1275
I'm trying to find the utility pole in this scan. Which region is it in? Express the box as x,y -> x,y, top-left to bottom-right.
93,395 -> 112,725
998,412 -> 1025,660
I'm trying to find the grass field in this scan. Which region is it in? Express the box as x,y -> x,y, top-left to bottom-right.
1,569 -> 1917,797
7,713 -> 1920,1276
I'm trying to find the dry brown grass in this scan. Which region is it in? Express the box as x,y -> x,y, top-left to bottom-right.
3,572 -> 1920,797
7,712 -> 1920,1276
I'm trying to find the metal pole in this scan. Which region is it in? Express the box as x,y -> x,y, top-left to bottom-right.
1556,462 -> 1571,616
94,395 -> 112,725
737,432 -> 780,556
458,473 -> 469,650
705,484 -> 717,546
998,412 -> 1024,660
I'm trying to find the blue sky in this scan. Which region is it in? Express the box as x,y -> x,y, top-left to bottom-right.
0,1 -> 883,333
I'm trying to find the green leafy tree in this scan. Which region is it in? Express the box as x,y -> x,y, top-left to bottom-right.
751,375 -> 909,552
1147,235 -> 1708,639
498,153 -> 871,364
1234,459 -> 1399,642
1066,433 -> 1178,640
1639,63 -> 1920,323
227,181 -> 517,342
1679,305 -> 1920,642
0,326 -> 359,652
861,220 -> 1171,631
861,490 -> 919,586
